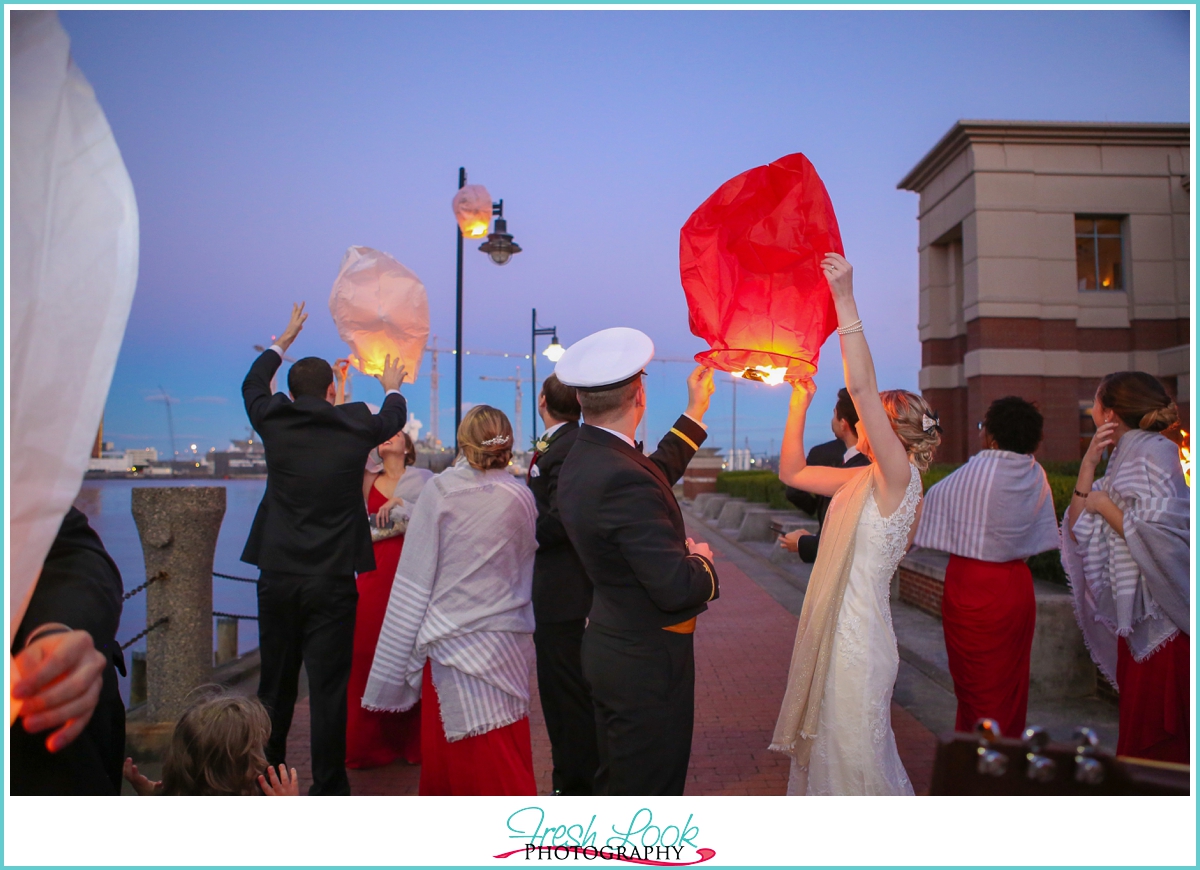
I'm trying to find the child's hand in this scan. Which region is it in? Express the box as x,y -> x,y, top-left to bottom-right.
123,757 -> 161,795
258,763 -> 299,796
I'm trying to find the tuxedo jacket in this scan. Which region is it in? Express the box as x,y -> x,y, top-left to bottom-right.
558,415 -> 719,631
785,438 -> 871,563
527,421 -> 592,624
11,508 -> 125,795
240,350 -> 406,576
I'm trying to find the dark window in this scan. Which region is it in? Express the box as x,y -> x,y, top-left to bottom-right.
1075,216 -> 1124,291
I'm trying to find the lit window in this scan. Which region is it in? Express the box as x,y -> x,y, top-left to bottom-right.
1075,216 -> 1124,291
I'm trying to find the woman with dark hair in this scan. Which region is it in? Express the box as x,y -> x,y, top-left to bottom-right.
363,406 -> 538,794
913,397 -> 1059,738
345,430 -> 430,769
1065,371 -> 1190,763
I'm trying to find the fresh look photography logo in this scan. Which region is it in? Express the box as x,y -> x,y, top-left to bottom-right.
495,807 -> 716,865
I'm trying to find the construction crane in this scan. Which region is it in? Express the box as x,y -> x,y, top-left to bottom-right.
479,366 -> 531,451
157,385 -> 177,463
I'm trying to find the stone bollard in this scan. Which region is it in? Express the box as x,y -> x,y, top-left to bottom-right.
131,486 -> 226,724
214,616 -> 239,665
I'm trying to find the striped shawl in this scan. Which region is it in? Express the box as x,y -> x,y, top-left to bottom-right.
1062,429 -> 1190,686
362,462 -> 537,741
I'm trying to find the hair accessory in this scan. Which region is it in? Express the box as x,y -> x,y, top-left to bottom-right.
921,412 -> 943,435
836,319 -> 864,336
481,435 -> 511,447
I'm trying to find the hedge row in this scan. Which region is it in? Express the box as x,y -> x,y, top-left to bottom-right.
714,471 -> 798,511
717,465 -> 1076,585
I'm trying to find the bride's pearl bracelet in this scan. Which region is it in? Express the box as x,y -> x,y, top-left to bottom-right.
837,319 -> 864,336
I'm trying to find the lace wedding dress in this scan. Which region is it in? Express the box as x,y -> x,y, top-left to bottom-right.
787,464 -> 922,796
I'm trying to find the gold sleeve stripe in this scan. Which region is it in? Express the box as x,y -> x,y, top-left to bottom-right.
670,426 -> 699,451
692,554 -> 717,601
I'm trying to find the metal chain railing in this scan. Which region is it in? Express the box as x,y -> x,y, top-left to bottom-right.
213,571 -> 258,584
212,610 -> 258,621
123,570 -> 168,602
120,616 -> 168,651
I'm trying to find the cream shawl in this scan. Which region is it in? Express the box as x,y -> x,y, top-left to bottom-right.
770,466 -> 876,764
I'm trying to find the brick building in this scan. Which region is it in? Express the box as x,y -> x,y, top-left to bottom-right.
898,121 -> 1190,463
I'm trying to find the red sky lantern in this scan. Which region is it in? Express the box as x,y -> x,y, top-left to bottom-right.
680,152 -> 844,385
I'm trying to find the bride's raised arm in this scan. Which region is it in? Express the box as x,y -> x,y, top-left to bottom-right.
778,379 -> 860,497
823,254 -> 913,514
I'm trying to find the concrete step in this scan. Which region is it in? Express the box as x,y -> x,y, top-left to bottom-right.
738,509 -> 817,543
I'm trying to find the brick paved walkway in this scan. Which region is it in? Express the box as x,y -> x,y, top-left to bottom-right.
285,525 -> 936,795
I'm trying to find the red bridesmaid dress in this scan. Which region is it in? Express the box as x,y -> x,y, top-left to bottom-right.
942,554 -> 1036,739
345,485 -> 421,768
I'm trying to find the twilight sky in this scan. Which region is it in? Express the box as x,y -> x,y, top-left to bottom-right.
59,9 -> 1190,459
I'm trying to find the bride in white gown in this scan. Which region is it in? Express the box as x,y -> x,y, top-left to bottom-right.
770,253 -> 942,796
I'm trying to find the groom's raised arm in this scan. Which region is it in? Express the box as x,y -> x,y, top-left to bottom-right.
370,391 -> 407,445
243,349 -> 282,430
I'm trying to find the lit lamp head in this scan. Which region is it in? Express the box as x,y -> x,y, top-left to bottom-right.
452,184 -> 493,239
542,336 -> 565,362
479,213 -> 522,266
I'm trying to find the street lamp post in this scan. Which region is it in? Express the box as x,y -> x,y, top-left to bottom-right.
531,308 -> 563,443
453,167 -> 521,450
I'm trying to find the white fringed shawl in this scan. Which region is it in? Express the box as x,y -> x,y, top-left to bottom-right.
1062,430 -> 1190,686
362,464 -> 537,741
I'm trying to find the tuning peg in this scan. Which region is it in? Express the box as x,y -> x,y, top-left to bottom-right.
1022,726 -> 1056,783
1073,727 -> 1105,785
974,719 -> 1007,777
975,718 -> 1002,740
1022,725 -> 1050,751
1073,727 -> 1100,754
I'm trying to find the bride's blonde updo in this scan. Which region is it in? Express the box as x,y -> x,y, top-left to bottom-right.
858,390 -> 941,472
457,405 -> 514,471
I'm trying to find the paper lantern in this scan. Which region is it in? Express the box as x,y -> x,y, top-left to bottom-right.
680,152 -> 843,384
10,12 -> 139,643
329,246 -> 429,383
452,184 -> 493,239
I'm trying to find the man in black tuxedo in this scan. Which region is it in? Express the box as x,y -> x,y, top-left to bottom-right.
527,373 -> 596,795
780,387 -> 870,562
556,327 -> 719,796
241,302 -> 407,795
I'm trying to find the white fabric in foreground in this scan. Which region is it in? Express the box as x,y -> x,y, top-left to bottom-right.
9,11 -> 139,641
363,464 -> 537,740
913,450 -> 1060,563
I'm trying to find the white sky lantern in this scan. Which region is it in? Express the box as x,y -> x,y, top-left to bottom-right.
329,246 -> 429,383
452,183 -> 493,238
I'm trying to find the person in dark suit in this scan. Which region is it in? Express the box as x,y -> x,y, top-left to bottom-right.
241,302 -> 407,795
527,373 -> 596,795
780,387 -> 870,563
10,507 -> 124,795
556,327 -> 719,796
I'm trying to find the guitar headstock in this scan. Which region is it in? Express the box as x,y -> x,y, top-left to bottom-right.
930,719 -> 1189,796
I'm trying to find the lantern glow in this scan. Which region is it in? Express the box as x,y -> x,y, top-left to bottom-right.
329,246 -> 429,384
734,365 -> 788,386
452,184 -> 493,238
1181,430 -> 1191,486
680,152 -> 843,384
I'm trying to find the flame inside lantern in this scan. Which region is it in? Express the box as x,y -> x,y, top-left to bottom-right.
1181,430 -> 1191,487
734,365 -> 788,386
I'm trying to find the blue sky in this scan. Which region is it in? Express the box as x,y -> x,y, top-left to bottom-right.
60,9 -> 1190,458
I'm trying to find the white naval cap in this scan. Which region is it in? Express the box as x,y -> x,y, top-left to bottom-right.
554,327 -> 655,391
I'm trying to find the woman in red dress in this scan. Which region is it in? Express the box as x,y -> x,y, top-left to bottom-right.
1066,372 -> 1190,763
345,431 -> 429,768
362,406 -> 538,795
914,397 -> 1060,738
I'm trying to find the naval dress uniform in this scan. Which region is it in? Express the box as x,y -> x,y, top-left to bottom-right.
555,327 -> 720,796
526,419 -> 600,795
